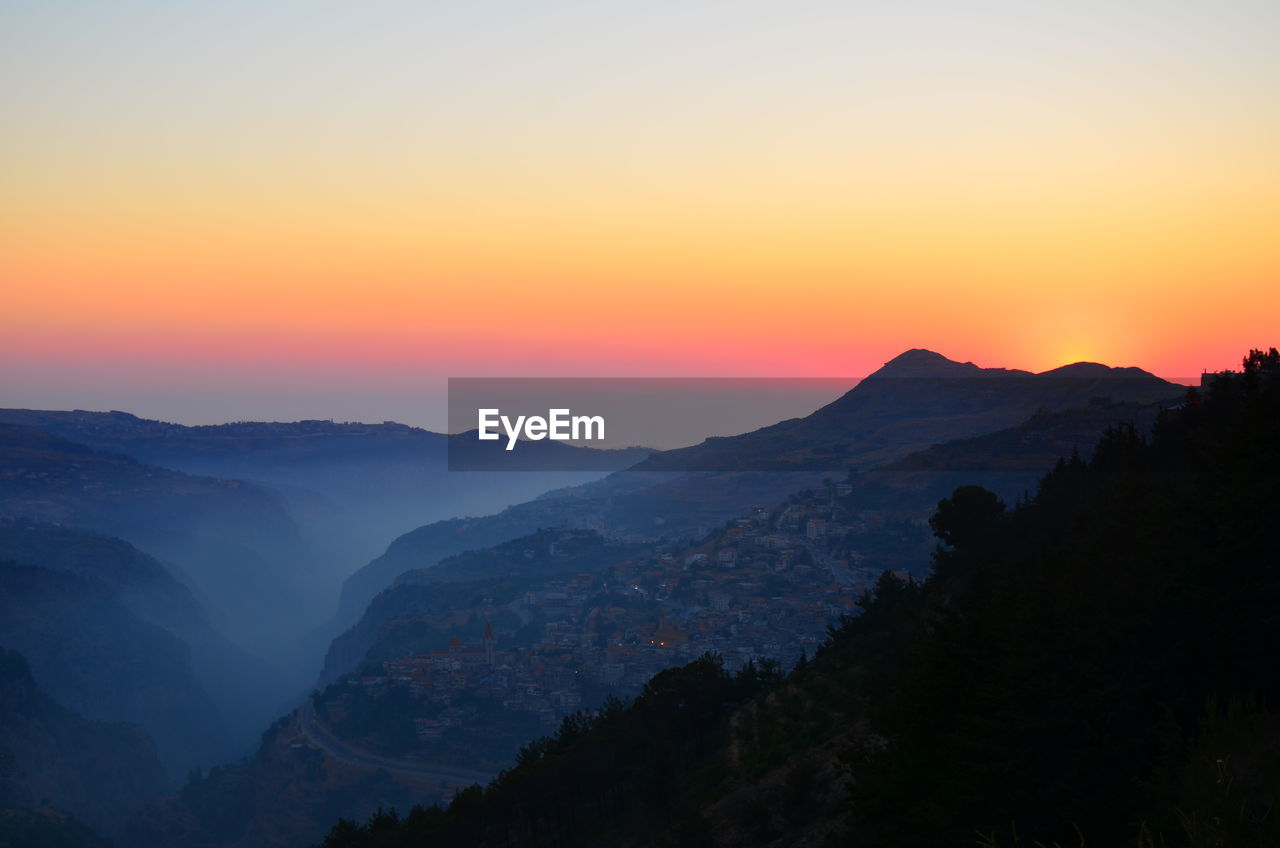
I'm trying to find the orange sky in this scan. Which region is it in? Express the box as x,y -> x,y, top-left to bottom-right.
2,2 -> 1277,424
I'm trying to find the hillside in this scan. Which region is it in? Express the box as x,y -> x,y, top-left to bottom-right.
0,560 -> 229,776
0,520 -> 280,763
0,647 -> 168,835
314,348 -> 1279,847
0,422 -> 325,665
114,706 -> 457,848
880,395 -> 1172,472
321,529 -> 651,685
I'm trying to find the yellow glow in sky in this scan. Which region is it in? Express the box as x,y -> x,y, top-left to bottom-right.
1,1 -> 1277,422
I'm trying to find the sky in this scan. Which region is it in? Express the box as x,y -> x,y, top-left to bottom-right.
2,1 -> 1277,427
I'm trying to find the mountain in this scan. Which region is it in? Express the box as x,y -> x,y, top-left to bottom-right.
320,397 -> 1179,689
0,647 -> 169,834
0,411 -> 649,570
631,349 -> 1181,471
323,466 -> 827,655
320,529 -> 649,687
0,558 -> 229,776
312,348 -> 1280,848
329,350 -> 1182,651
862,347 -> 992,377
879,395 -> 1174,473
0,520 -> 280,761
311,364 -> 1185,734
104,349 -> 1219,848
0,414 -> 652,727
0,422 -> 322,663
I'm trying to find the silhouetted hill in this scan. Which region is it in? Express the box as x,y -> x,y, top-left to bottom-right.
631,350 -> 1179,471
880,396 -> 1172,473
0,647 -> 168,834
878,347 -> 1018,377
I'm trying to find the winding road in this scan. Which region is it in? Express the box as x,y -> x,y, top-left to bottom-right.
298,699 -> 493,786
801,537 -> 857,587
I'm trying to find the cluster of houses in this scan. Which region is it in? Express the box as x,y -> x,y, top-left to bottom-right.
346,488 -> 920,750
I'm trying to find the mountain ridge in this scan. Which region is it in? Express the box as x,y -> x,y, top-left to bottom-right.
630,349 -> 1179,471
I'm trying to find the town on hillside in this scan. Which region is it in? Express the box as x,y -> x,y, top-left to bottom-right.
314,478 -> 933,770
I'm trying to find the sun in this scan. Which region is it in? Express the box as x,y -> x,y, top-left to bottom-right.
1050,343 -> 1100,368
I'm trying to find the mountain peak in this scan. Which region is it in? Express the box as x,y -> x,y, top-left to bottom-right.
1037,361 -> 1160,380
874,349 -> 984,377
887,348 -> 954,365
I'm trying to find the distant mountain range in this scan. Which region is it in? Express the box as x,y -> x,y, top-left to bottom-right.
0,411 -> 649,568
0,414 -> 648,676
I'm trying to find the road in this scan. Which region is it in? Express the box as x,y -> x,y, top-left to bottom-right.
801,537 -> 857,586
298,699 -> 493,786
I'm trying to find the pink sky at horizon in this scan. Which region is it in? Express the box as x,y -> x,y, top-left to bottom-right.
2,1 -> 1276,425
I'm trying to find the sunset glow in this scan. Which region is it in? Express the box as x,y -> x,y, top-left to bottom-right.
2,1 -> 1277,424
